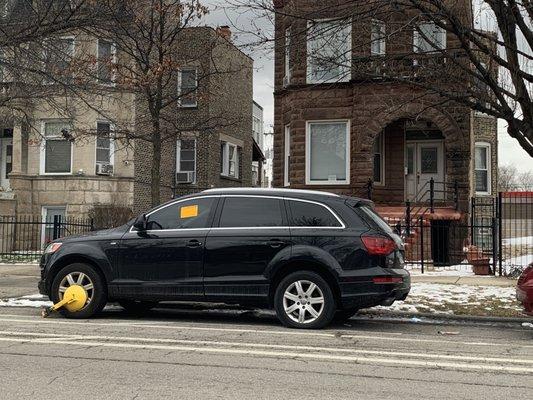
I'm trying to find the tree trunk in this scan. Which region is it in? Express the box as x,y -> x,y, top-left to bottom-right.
151,131 -> 162,208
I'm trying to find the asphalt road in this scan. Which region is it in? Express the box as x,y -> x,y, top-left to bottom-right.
0,305 -> 531,400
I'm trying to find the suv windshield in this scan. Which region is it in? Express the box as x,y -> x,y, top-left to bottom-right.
357,205 -> 393,233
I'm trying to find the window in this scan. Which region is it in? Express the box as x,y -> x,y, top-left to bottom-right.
96,122 -> 113,166
306,121 -> 350,185
371,20 -> 386,56
284,125 -> 291,187
288,200 -> 341,227
97,39 -> 116,84
145,198 -> 216,231
285,27 -> 291,80
178,68 -> 198,108
43,37 -> 74,83
219,197 -> 284,228
176,139 -> 196,183
373,132 -> 384,184
253,116 -> 262,144
221,141 -> 239,178
307,20 -> 351,83
420,147 -> 438,174
42,206 -> 67,245
475,143 -> 491,194
414,22 -> 446,53
41,121 -> 72,174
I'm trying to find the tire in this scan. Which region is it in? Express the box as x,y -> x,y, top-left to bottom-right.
50,263 -> 107,319
274,271 -> 336,329
333,308 -> 359,323
118,300 -> 158,314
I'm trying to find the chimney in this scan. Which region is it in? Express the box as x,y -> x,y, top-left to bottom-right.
216,26 -> 232,42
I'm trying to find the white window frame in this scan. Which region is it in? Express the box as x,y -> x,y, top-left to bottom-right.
284,125 -> 291,187
306,19 -> 352,84
474,142 -> 491,195
413,22 -> 446,53
373,131 -> 385,186
95,121 -> 115,168
370,19 -> 386,56
221,142 -> 239,179
96,38 -> 117,85
305,120 -> 351,185
43,36 -> 75,84
176,138 -> 197,184
178,67 -> 198,108
39,120 -> 74,176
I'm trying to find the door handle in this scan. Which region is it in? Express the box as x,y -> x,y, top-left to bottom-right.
187,239 -> 203,248
268,239 -> 285,248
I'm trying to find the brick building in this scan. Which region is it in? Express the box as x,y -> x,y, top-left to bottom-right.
133,27 -> 254,213
273,0 -> 498,210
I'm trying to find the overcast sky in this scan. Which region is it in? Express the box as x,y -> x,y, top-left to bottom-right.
204,1 -> 532,173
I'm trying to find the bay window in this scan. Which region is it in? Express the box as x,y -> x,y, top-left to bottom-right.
414,22 -> 446,53
306,121 -> 350,185
41,121 -> 72,174
307,20 -> 351,84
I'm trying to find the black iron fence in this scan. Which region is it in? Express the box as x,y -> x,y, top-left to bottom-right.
0,215 -> 94,262
389,191 -> 533,276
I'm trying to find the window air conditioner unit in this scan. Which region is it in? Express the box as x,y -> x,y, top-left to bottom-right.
176,171 -> 195,184
283,70 -> 292,87
96,162 -> 113,176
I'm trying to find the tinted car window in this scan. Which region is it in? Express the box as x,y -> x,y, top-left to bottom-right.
288,200 -> 341,227
357,205 -> 393,233
146,198 -> 216,230
219,197 -> 284,227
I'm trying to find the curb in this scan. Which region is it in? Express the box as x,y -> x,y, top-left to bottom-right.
359,309 -> 532,325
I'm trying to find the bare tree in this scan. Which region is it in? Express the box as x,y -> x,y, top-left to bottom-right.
226,0 -> 533,156
499,163 -> 533,190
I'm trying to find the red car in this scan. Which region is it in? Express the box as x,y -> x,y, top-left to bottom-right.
517,263 -> 533,316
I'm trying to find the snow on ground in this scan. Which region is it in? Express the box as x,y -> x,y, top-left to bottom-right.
0,294 -> 52,308
375,283 -> 522,317
503,236 -> 533,246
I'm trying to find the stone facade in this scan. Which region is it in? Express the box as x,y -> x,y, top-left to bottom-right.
272,0 -> 496,215
133,27 -> 254,213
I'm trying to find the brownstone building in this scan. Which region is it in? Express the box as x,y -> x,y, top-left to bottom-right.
273,0 -> 498,216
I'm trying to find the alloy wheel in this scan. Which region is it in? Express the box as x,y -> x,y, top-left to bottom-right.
283,280 -> 325,324
58,272 -> 94,309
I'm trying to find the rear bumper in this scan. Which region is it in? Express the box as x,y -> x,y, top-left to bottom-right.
339,268 -> 411,309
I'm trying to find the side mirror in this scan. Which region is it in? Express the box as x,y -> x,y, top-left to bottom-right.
133,214 -> 147,231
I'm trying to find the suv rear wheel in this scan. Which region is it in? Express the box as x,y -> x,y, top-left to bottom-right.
274,271 -> 336,329
50,263 -> 107,319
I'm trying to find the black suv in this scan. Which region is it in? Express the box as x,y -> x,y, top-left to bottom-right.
39,188 -> 410,329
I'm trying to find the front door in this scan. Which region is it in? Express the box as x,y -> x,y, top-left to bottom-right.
0,138 -> 13,189
405,141 -> 444,202
204,196 -> 291,304
118,196 -> 219,300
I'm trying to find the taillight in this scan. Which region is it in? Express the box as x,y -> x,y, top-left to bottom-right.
362,235 -> 397,256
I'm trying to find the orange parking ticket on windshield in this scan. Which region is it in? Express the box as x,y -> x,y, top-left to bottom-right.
180,205 -> 199,219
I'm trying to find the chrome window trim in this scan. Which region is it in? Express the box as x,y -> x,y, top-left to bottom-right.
128,194 -> 346,234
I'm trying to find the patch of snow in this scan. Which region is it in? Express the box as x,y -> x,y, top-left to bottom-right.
0,294 -> 52,308
503,236 -> 533,246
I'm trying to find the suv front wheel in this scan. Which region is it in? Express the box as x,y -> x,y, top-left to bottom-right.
274,271 -> 336,329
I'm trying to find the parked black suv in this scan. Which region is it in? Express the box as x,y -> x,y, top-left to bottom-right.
39,188 -> 410,329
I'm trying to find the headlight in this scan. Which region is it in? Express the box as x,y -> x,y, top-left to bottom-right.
44,242 -> 63,254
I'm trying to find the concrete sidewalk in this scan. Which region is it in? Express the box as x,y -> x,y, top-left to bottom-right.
0,264 -> 40,298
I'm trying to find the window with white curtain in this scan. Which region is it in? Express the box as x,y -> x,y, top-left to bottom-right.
96,122 -> 113,166
414,22 -> 446,53
475,143 -> 491,194
306,121 -> 350,185
307,20 -> 352,83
